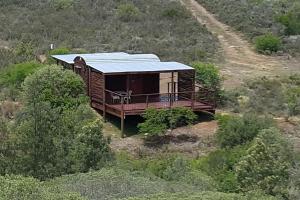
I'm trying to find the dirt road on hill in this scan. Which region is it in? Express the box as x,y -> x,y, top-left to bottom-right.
181,0 -> 300,88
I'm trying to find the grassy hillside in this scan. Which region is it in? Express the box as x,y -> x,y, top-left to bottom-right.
197,0 -> 300,54
0,0 -> 219,69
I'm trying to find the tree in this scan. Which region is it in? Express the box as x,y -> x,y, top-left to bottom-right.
6,65 -> 112,180
216,113 -> 274,148
235,128 -> 293,198
191,62 -> 223,104
22,65 -> 87,109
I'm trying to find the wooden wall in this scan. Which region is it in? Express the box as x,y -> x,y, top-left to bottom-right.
178,70 -> 195,99
90,69 -> 104,103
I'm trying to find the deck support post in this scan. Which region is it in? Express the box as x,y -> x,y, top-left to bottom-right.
121,96 -> 125,138
171,72 -> 174,108
192,70 -> 196,110
103,74 -> 106,122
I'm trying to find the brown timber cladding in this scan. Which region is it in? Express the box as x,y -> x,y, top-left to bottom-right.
178,69 -> 195,99
90,70 -> 104,103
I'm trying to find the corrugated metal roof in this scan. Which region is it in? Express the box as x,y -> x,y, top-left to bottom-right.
87,61 -> 193,74
51,52 -> 193,74
51,52 -> 160,64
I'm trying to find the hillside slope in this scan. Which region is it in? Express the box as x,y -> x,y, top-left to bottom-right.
182,0 -> 300,88
0,0 -> 219,67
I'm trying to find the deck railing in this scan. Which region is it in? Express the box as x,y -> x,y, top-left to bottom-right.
105,88 -> 216,111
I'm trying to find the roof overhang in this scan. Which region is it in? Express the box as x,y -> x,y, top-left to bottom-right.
51,52 -> 194,74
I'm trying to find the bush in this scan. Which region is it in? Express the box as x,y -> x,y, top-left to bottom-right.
116,3 -> 141,22
255,33 -> 281,53
0,175 -> 84,200
191,62 -> 223,104
277,6 -> 300,35
191,146 -> 247,192
235,128 -> 293,198
2,66 -> 112,180
0,61 -> 43,89
216,113 -> 274,148
162,3 -> 188,19
52,0 -> 74,11
48,47 -> 71,63
138,108 -> 197,137
123,191 -> 277,200
22,65 -> 87,109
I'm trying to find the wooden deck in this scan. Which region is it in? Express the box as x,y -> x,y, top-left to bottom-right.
108,100 -> 214,116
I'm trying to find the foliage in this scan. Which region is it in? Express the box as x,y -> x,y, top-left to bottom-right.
231,75 -> 300,117
216,113 -> 274,148
49,47 -> 71,56
191,145 -> 248,192
51,0 -> 74,11
277,5 -> 300,35
117,3 -> 141,22
235,128 -> 293,198
255,33 -> 282,53
22,65 -> 87,109
191,62 -> 223,104
1,66 -> 112,180
192,62 -> 221,91
138,108 -> 197,136
0,0 -> 218,63
0,61 -> 43,89
122,191 -> 277,200
0,175 -> 85,200
162,2 -> 188,19
196,0 -> 299,53
47,167 -> 209,200
285,86 -> 300,116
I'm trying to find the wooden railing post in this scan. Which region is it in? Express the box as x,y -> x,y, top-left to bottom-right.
146,95 -> 149,109
191,91 -> 195,110
169,93 -> 172,108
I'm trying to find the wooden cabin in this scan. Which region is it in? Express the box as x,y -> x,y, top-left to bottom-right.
52,53 -> 215,136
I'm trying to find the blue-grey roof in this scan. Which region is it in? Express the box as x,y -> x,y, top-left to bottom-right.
51,52 -> 160,64
87,61 -> 193,74
51,52 -> 193,74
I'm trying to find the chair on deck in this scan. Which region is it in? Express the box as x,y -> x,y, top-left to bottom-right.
111,93 -> 120,104
123,90 -> 132,104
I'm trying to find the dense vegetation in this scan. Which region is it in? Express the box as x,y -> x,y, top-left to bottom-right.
0,66 -> 112,180
0,0 -> 219,69
0,0 -> 300,200
197,0 -> 300,54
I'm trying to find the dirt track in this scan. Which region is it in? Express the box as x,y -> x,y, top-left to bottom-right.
181,0 -> 300,88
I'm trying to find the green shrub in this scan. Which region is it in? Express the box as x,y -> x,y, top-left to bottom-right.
52,0 -> 74,10
162,3 -> 188,19
235,128 -> 293,198
255,33 -> 281,53
48,167 -> 209,200
191,146 -> 247,192
22,65 -> 87,109
123,191 -> 277,200
0,175 -> 84,200
277,6 -> 300,35
0,61 -> 43,89
216,113 -> 274,148
3,66 -> 112,180
117,3 -> 141,22
138,108 -> 197,137
191,62 -> 223,104
48,47 -> 71,63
